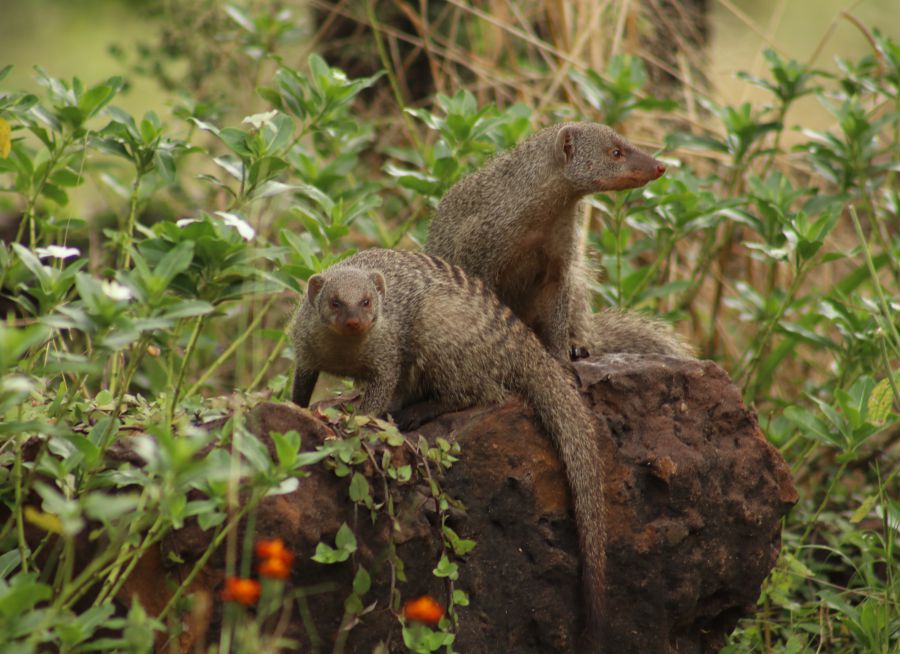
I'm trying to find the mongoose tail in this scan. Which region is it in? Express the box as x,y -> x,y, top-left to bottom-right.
589,308 -> 695,358
290,249 -> 608,648
426,122 -> 670,362
510,347 -> 608,648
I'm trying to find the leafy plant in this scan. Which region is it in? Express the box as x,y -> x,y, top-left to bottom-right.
0,3 -> 898,653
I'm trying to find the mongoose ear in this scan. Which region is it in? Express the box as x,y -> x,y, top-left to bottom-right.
555,125 -> 575,165
307,274 -> 325,302
369,271 -> 387,298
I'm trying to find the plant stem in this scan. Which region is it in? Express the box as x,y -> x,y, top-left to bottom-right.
677,224 -> 720,311
185,295 -> 278,398
13,435 -> 29,573
849,205 -> 900,348
16,133 -> 74,247
157,494 -> 260,622
736,256 -> 814,397
366,0 -> 423,152
170,315 -> 206,421
118,174 -> 143,270
798,460 -> 848,547
95,516 -> 166,607
248,329 -> 288,392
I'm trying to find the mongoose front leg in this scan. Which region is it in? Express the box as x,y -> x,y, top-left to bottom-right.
545,276 -> 576,362
292,367 -> 319,407
357,360 -> 401,417
567,279 -> 594,360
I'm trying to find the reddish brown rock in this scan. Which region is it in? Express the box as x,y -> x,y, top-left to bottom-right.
137,355 -> 796,653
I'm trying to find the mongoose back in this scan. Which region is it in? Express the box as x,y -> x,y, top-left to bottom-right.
426,121 -> 692,360
291,248 -> 607,647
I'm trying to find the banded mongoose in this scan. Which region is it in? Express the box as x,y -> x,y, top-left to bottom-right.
426,121 -> 693,361
290,248 -> 607,646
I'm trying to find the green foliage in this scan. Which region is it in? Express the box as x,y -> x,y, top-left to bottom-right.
0,3 -> 897,652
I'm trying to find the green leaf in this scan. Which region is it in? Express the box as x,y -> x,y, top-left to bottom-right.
0,322 -> 51,373
154,240 -> 195,288
312,523 -> 357,564
78,78 -> 122,118
352,566 -> 371,595
783,405 -> 842,448
0,573 -> 52,619
0,550 -> 21,579
335,522 -> 357,552
40,182 -> 68,205
83,492 -> 141,522
349,472 -> 370,503
157,300 -> 214,320
442,526 -> 476,557
312,542 -> 344,564
344,592 -> 364,614
270,430 -> 300,468
452,589 -> 469,607
432,554 -> 458,580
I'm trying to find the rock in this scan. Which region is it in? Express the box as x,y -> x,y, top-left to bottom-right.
130,355 -> 797,653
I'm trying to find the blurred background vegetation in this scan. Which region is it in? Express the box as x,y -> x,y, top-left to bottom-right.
4,0 -> 899,120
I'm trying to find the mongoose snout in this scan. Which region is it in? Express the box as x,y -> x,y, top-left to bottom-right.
332,316 -> 371,336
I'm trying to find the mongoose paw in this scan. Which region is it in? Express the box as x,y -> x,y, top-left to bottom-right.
391,400 -> 447,431
570,344 -> 590,361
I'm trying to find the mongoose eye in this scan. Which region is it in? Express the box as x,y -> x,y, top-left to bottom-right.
612,148 -> 623,158
330,298 -> 341,309
360,298 -> 370,307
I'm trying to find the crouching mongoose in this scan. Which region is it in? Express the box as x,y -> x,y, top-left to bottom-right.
426,121 -> 693,361
290,248 -> 607,647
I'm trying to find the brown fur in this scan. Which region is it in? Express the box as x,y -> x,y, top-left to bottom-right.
291,248 -> 607,649
426,122 -> 692,361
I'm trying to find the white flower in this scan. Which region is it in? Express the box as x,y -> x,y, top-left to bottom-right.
241,110 -> 278,130
35,245 -> 80,260
101,280 -> 133,301
1,375 -> 36,395
176,217 -> 199,228
215,211 -> 255,240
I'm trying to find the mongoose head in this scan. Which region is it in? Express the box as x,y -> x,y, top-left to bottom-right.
554,123 -> 666,194
307,267 -> 386,338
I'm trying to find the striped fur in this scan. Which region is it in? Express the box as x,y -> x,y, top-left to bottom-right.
290,248 -> 607,649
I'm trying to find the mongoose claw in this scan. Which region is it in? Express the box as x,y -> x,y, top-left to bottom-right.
570,344 -> 590,361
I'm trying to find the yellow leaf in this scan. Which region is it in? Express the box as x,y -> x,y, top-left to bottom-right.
850,495 -> 878,524
867,376 -> 895,426
24,506 -> 64,534
0,117 -> 11,158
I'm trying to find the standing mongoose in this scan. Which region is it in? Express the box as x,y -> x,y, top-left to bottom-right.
426,121 -> 693,361
291,248 -> 607,648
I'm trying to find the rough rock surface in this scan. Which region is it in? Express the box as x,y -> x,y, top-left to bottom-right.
129,355 -> 797,653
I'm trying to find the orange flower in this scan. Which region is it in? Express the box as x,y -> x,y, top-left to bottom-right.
220,577 -> 261,606
402,595 -> 444,625
258,555 -> 292,580
255,538 -> 294,566
255,537 -> 295,580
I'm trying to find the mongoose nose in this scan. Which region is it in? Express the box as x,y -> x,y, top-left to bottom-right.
344,318 -> 361,331
656,164 -> 666,177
